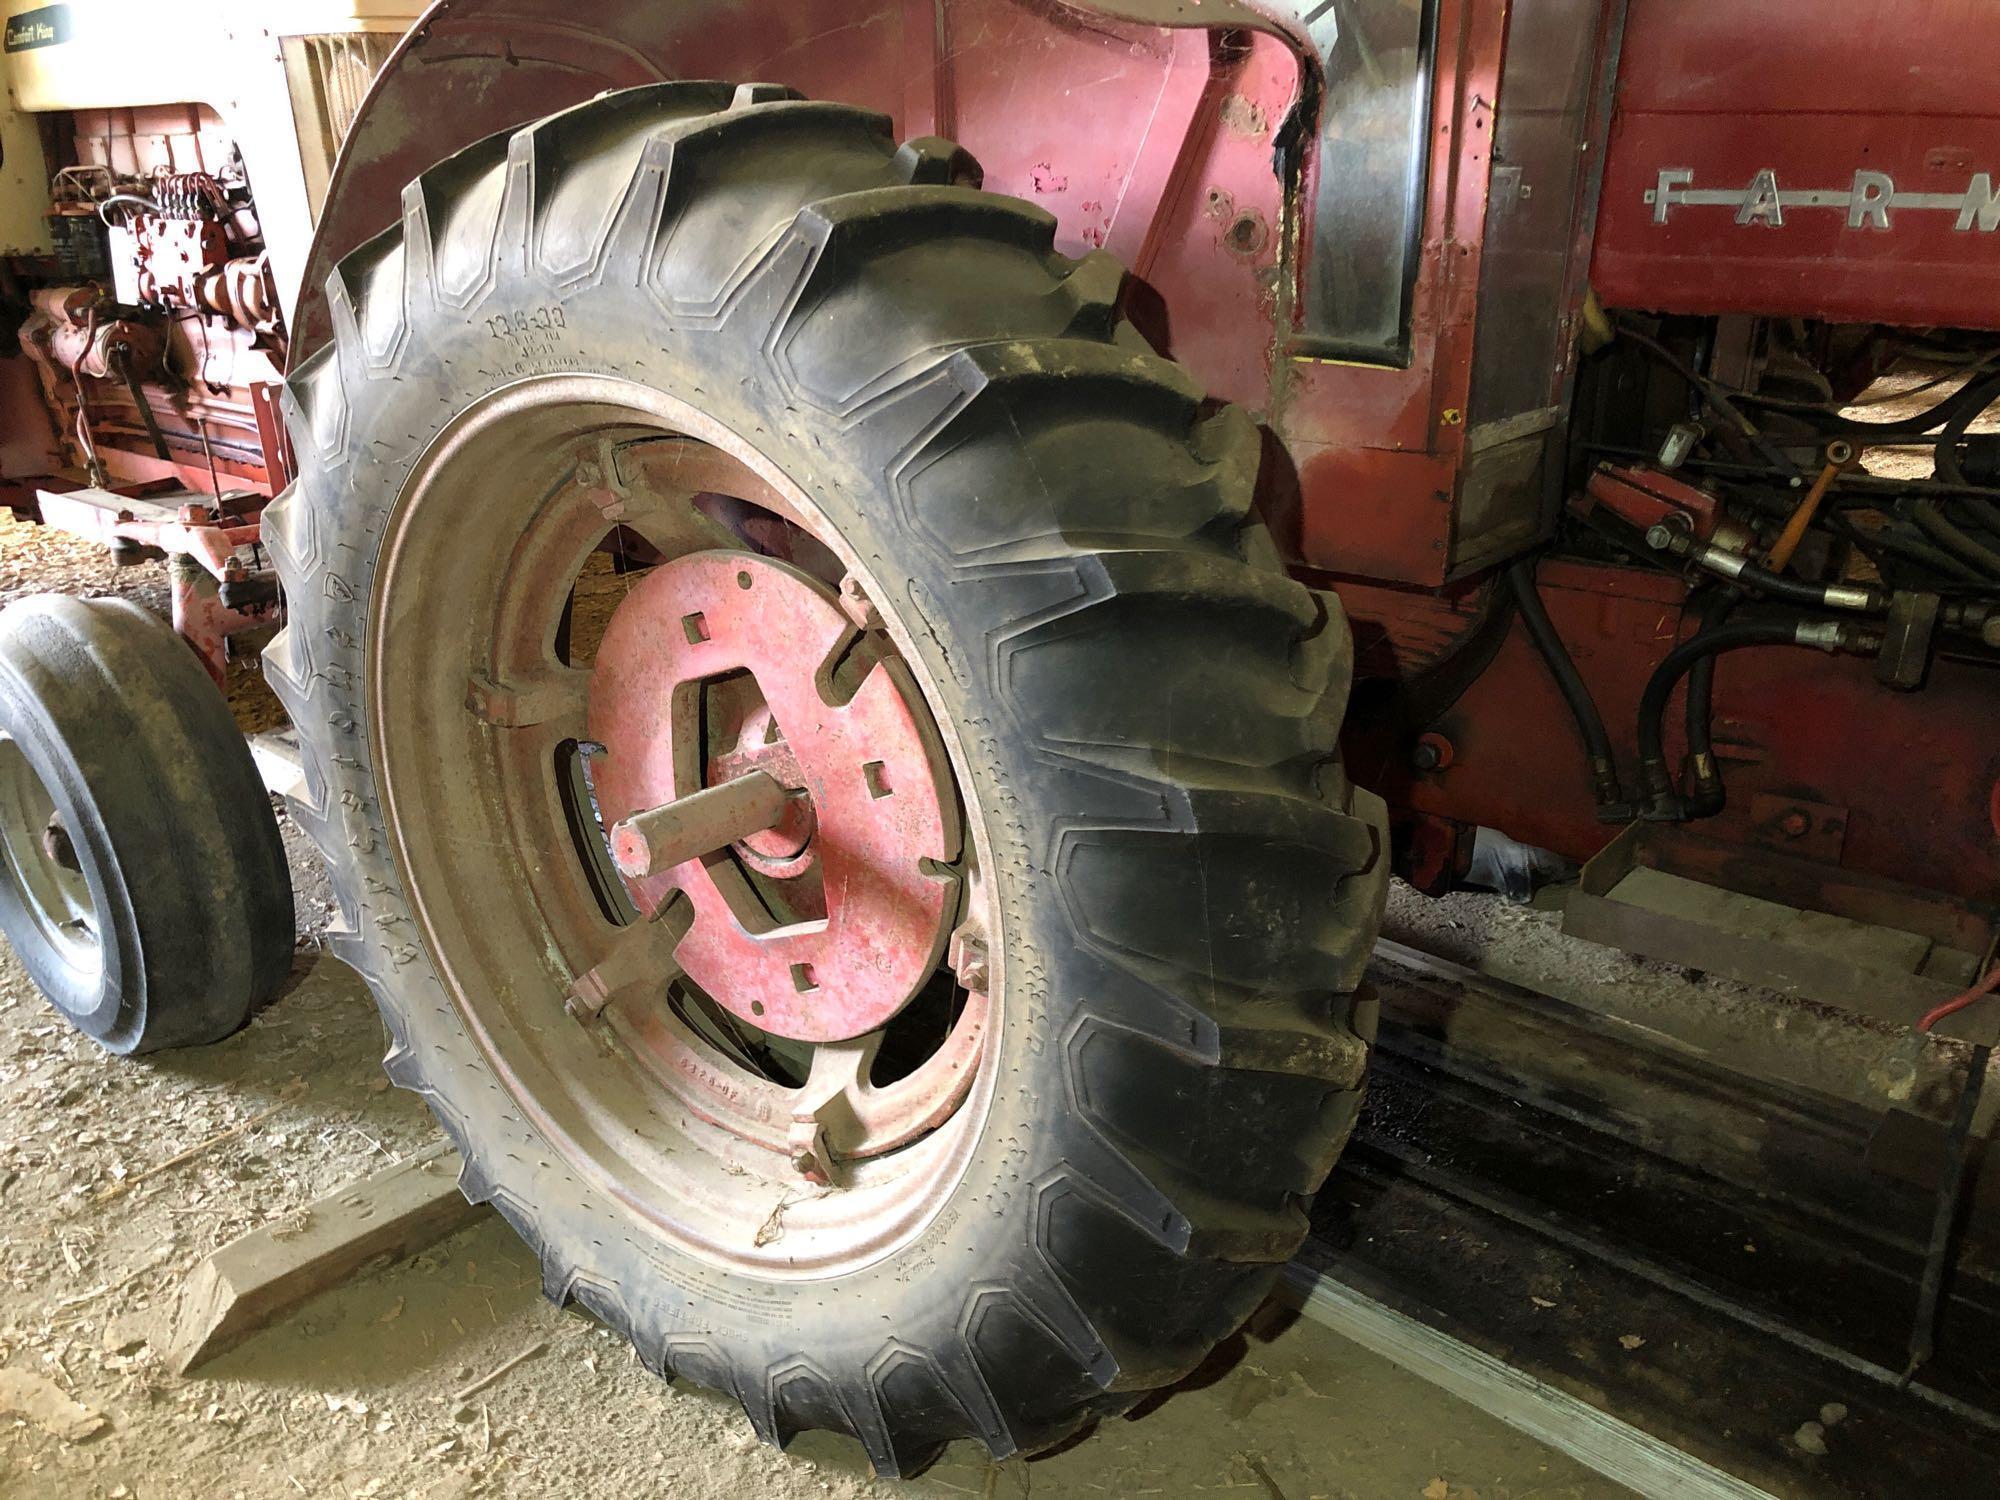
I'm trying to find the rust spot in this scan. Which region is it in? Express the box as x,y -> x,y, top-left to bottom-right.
1031,162 -> 1068,194
1223,209 -> 1270,260
1220,93 -> 1268,139
1204,186 -> 1235,223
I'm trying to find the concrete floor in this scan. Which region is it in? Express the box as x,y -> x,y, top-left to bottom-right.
0,512 -> 1634,1498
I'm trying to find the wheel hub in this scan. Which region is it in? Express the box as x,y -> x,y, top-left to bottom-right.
714,705 -> 815,872
585,550 -> 960,1044
0,734 -> 97,972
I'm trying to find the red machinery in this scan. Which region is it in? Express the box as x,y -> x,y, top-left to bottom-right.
5,0 -> 1999,1472
17,1 -> 1996,930
6,108 -> 297,683
288,0 -> 1999,1009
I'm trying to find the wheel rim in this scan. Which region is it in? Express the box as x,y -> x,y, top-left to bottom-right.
0,733 -> 100,979
368,376 -> 1000,1276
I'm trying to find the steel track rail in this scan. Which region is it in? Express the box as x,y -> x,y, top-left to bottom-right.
1287,935 -> 2000,1499
1277,1259 -> 1778,1500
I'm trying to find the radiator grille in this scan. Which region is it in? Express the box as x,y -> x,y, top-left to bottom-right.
284,31 -> 400,220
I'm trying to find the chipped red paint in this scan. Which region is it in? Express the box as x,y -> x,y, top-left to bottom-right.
31,486 -> 273,683
1581,465 -> 1729,542
169,559 -> 273,688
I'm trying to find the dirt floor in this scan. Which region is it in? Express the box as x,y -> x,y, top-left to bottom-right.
0,511 -> 1633,1498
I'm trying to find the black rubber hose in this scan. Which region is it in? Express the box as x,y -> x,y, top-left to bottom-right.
1636,620 -> 1818,816
1935,377 -> 2000,497
1646,529 -> 1887,611
1505,560 -> 1626,811
1723,554 -> 1878,611
1747,369 -> 2000,442
1955,493 -> 2000,538
1583,442 -> 2000,506
1912,500 -> 2000,579
1680,590 -> 1737,818
1615,325 -> 1801,476
1826,514 -> 1986,587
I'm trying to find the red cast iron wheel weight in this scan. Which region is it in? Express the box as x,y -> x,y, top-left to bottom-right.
585,550 -> 961,1046
409,411 -> 999,1199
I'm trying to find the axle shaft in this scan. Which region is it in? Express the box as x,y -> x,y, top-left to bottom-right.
609,770 -> 791,879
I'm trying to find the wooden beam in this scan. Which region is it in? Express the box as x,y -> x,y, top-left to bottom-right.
168,1140 -> 485,1372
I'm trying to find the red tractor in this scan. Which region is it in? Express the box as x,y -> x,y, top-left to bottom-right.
1,0 -> 1995,1473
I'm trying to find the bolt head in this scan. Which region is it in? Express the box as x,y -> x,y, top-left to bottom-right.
788,1116 -> 835,1186
609,823 -> 652,879
40,813 -> 78,872
948,924 -> 990,994
838,574 -> 883,632
564,972 -> 611,1023
1412,733 -> 1454,773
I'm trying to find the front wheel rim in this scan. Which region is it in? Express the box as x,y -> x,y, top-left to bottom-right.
0,733 -> 101,981
367,375 -> 1002,1278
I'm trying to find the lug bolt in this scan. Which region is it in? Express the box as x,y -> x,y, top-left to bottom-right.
948,923 -> 990,994
838,574 -> 883,632
1412,732 -> 1455,773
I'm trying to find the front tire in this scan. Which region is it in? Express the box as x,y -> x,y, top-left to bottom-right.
269,82 -> 1386,1472
0,595 -> 293,1053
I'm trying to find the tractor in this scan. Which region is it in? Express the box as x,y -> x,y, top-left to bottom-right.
1,0 -> 1995,1473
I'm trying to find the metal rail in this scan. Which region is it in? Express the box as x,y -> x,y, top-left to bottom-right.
1278,1261 -> 1778,1500
1309,936 -> 2000,1499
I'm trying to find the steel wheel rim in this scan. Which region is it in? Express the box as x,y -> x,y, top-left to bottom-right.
0,732 -> 100,978
367,375 -> 1001,1278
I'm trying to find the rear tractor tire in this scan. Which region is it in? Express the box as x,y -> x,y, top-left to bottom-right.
268,83 -> 1387,1472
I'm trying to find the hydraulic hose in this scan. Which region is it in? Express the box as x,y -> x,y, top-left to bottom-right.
95,193 -> 159,226
1827,514 -> 1984,587
1934,382 -> 2000,555
1643,525 -> 1887,611
1615,324 -> 1800,476
1930,394 -> 2000,538
1950,492 -> 2000,538
1680,590 -> 1737,819
1636,618 -> 1867,819
1504,561 -> 1628,814
1749,368 -> 2000,442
